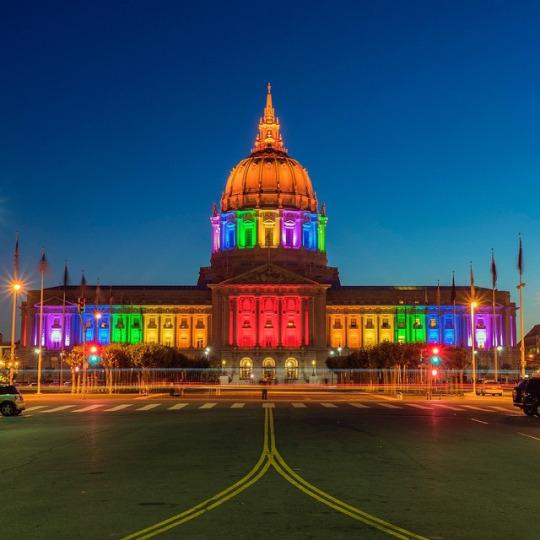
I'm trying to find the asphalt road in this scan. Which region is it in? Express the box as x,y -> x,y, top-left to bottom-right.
2,393 -> 539,540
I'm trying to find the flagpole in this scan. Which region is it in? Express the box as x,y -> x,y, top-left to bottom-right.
470,262 -> 477,395
517,235 -> 526,378
60,263 -> 68,388
491,249 -> 498,381
37,251 -> 46,395
451,271 -> 456,347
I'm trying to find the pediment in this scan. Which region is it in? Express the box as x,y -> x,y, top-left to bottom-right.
216,264 -> 322,286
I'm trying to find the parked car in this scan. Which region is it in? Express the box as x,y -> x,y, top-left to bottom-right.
0,385 -> 26,416
513,377 -> 540,416
476,379 -> 503,396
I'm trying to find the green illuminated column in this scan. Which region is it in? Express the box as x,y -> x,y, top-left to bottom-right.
129,312 -> 143,344
395,307 -> 408,343
318,214 -> 327,252
407,308 -> 426,343
236,210 -> 257,249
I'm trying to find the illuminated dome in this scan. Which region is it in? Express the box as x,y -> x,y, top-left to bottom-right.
220,84 -> 318,213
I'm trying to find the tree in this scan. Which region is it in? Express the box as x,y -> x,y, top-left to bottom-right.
64,345 -> 84,392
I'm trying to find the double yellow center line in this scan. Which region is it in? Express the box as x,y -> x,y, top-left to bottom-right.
123,409 -> 429,540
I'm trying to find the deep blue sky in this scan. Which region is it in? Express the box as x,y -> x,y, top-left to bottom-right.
1,0 -> 539,337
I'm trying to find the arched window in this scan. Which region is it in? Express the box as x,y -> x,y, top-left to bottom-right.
263,357 -> 276,380
285,358 -> 298,380
240,358 -> 253,380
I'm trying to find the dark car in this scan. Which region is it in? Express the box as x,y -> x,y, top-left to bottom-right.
0,385 -> 26,416
513,377 -> 540,416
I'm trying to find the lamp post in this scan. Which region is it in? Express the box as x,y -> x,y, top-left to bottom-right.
470,302 -> 477,395
221,359 -> 226,375
311,359 -> 316,376
9,281 -> 21,385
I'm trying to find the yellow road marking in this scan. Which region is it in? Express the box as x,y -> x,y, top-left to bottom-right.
267,409 -> 428,540
122,408 -> 429,540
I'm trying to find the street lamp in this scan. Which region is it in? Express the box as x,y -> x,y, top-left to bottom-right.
470,301 -> 477,395
311,359 -> 316,376
337,347 -> 342,357
221,359 -> 226,375
9,281 -> 22,385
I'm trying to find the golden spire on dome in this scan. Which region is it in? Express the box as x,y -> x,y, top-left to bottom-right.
252,82 -> 286,153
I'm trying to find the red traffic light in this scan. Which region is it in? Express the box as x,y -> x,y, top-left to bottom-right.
431,346 -> 440,355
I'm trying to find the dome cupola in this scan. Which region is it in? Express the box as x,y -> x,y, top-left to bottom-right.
220,83 -> 318,213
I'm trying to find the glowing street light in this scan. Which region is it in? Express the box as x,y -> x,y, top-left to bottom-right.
311,359 -> 316,376
470,301 -> 478,395
9,280 -> 23,385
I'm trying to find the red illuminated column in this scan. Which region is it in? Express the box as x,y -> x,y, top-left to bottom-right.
277,298 -> 282,346
255,297 -> 260,347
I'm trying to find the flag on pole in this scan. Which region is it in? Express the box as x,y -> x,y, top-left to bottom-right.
470,262 -> 475,299
14,234 -> 20,278
518,235 -> 523,278
491,249 -> 497,290
450,271 -> 456,304
63,263 -> 70,291
39,251 -> 49,274
436,280 -> 441,307
80,272 -> 87,298
108,286 -> 113,306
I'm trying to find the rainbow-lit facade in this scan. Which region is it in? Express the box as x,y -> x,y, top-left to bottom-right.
21,85 -> 516,377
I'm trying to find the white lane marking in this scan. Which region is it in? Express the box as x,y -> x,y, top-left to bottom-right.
490,406 -> 518,413
199,402 -> 217,409
72,405 -> 103,413
262,403 -> 275,408
24,406 -> 47,412
349,403 -> 369,408
104,404 -> 132,412
406,403 -> 432,410
433,404 -> 463,412
463,405 -> 492,412
378,403 -> 400,409
136,404 -> 160,411
471,418 -> 488,424
41,405 -> 76,413
231,403 -> 245,408
168,403 -> 189,410
518,432 -> 540,442
320,403 -> 338,408
135,393 -> 168,400
292,403 -> 307,408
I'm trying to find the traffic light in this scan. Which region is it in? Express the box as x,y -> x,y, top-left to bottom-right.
430,345 -> 442,366
87,343 -> 101,365
77,297 -> 86,313
431,368 -> 438,377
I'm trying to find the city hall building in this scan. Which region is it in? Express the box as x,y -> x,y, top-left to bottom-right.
21,86 -> 517,379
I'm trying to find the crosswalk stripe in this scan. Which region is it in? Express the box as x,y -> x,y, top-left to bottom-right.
406,403 -> 432,410
25,406 -> 47,412
230,403 -> 245,408
462,405 -> 492,412
41,405 -> 76,413
168,403 -> 189,410
136,404 -> 160,411
349,403 -> 369,408
433,404 -> 463,411
262,403 -> 275,408
72,405 -> 103,413
320,402 -> 338,408
292,403 -> 307,408
199,402 -> 217,409
104,404 -> 132,412
378,403 -> 400,409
